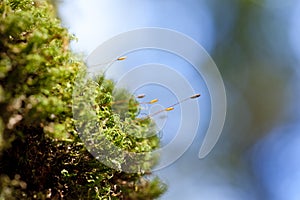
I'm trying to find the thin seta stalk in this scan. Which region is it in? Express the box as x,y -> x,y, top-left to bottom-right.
140,93 -> 201,119
89,56 -> 127,75
89,56 -> 127,68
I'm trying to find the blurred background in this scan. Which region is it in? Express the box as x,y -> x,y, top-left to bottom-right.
57,0 -> 300,199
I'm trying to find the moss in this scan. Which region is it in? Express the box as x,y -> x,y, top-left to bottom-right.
0,0 -> 166,199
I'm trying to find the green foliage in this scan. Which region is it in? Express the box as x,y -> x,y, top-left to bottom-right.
73,75 -> 161,173
0,0 -> 166,199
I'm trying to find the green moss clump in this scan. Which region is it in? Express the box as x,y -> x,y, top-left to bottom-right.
0,0 -> 166,199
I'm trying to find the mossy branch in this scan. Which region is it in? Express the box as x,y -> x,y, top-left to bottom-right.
0,0 -> 166,199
